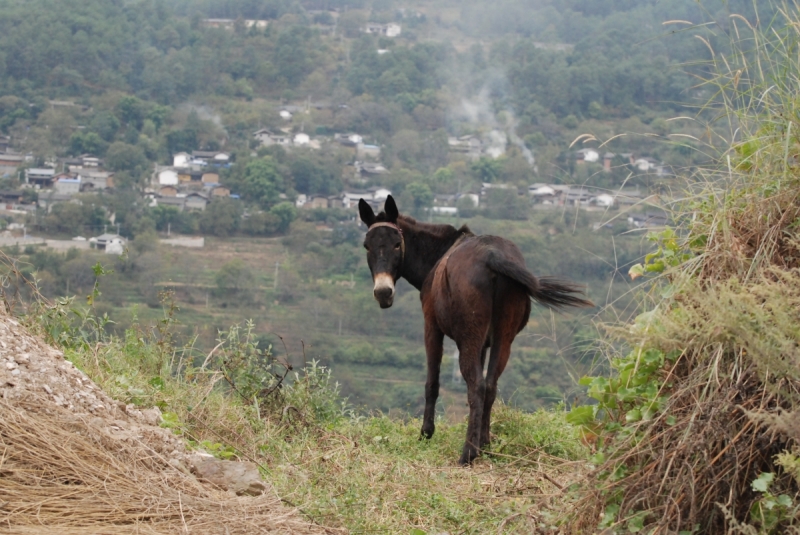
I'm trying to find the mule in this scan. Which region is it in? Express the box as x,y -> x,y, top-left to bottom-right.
359,195 -> 593,465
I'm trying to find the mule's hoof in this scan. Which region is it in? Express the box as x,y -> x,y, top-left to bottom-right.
420,425 -> 434,440
458,449 -> 479,466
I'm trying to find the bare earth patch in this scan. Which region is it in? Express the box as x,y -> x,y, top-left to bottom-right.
0,311 -> 339,534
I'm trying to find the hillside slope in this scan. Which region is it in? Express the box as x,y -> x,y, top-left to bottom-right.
0,310 -> 337,534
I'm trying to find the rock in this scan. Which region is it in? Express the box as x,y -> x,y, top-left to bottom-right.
139,407 -> 162,426
189,455 -> 267,496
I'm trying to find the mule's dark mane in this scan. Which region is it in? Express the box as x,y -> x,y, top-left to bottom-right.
374,211 -> 471,238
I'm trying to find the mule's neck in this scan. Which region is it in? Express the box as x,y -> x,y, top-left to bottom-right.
396,216 -> 472,291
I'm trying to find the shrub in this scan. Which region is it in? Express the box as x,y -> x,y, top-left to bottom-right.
567,11 -> 800,533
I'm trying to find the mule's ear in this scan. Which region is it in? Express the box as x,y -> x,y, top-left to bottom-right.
358,198 -> 376,227
384,195 -> 399,222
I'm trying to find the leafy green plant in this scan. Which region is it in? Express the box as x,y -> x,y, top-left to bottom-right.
216,321 -> 288,407
198,440 -> 238,460
36,262 -> 115,349
748,472 -> 795,534
627,228 -> 691,280
568,347 -> 679,449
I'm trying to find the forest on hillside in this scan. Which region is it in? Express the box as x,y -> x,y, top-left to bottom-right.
0,0 -> 766,203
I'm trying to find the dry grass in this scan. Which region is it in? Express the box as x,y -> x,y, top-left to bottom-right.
566,3 -> 800,532
569,272 -> 800,532
0,394 -> 338,534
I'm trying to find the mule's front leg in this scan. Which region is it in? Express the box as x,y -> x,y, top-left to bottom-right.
420,325 -> 444,439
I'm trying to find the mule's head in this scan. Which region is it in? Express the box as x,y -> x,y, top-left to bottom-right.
359,195 -> 403,309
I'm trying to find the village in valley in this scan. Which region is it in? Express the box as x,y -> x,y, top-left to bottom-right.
0,109 -> 671,253
0,0 -> 701,265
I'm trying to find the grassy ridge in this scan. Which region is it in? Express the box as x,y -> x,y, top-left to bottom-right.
15,208 -> 647,416
33,303 -> 589,534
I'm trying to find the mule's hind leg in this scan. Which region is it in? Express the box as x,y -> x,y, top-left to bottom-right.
458,338 -> 487,466
420,324 -> 444,439
481,290 -> 530,449
480,337 -> 513,449
480,343 -> 489,370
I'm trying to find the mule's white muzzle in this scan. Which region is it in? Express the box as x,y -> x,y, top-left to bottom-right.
373,273 -> 395,308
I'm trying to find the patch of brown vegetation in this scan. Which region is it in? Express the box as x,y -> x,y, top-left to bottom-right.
0,310 -> 338,534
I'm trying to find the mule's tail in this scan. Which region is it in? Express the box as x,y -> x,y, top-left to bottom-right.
486,253 -> 594,310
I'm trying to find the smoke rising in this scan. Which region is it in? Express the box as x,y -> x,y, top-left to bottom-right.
451,79 -> 535,171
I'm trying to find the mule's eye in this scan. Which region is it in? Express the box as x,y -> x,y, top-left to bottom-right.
394,242 -> 401,250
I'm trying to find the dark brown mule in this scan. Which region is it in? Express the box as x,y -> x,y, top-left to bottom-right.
359,196 -> 593,465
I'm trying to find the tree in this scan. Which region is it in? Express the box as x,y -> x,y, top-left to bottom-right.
339,10 -> 367,38
214,258 -> 257,303
290,157 -> 340,195
199,198 -> 242,236
105,142 -> 148,176
456,195 -> 478,218
241,157 -> 283,209
116,96 -> 146,130
406,181 -> 433,216
69,132 -> 108,156
89,112 -> 120,142
470,157 -> 502,183
166,128 -> 197,155
484,189 -> 529,221
273,27 -> 315,86
148,205 -> 197,234
269,202 -> 297,233
147,105 -> 170,133
44,201 -> 108,235
241,211 -> 280,235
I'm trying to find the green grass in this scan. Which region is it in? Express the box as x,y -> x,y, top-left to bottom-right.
52,312 -> 589,534
258,405 -> 585,534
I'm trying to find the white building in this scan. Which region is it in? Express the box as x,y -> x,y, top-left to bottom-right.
54,176 -> 81,195
254,129 -> 291,147
528,184 -> 555,197
92,233 -> 126,254
385,23 -> 402,37
432,206 -> 457,215
158,169 -> 179,186
634,157 -> 660,172
594,193 -> 615,208
576,148 -> 600,163
372,187 -> 391,201
81,156 -> 101,167
357,144 -> 381,158
173,152 -> 191,168
106,238 -> 125,255
294,133 -> 310,146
